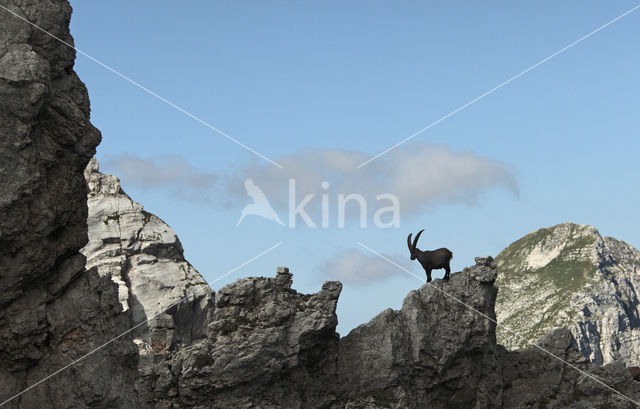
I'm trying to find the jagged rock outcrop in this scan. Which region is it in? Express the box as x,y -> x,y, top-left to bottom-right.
137,267 -> 342,408
2,1 -> 638,408
335,257 -> 502,408
0,1 -> 140,407
95,236 -> 636,408
82,158 -> 213,350
81,159 -> 217,406
333,257 -> 639,409
495,223 -> 640,366
78,163 -> 345,408
79,163 -> 347,408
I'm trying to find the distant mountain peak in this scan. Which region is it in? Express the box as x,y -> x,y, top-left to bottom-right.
496,222 -> 640,365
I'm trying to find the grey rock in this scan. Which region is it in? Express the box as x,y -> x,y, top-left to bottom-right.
0,1 -> 140,407
2,1 -> 639,408
78,157 -> 343,409
496,222 -> 640,366
333,257 -> 640,409
82,158 -> 214,349
501,328 -> 639,409
144,270 -> 343,408
335,257 -> 503,408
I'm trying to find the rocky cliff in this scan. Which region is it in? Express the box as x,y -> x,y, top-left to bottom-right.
79,162 -> 345,408
335,257 -> 503,408
0,1 -> 140,407
2,1 -> 639,408
105,241 -> 639,408
82,158 -> 213,351
76,168 -> 640,408
333,257 -> 639,409
495,223 -> 640,366
148,270 -> 343,409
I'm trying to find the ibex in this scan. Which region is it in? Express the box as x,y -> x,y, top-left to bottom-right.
407,229 -> 453,282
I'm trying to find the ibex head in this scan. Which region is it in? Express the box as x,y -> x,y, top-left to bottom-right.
407,229 -> 424,260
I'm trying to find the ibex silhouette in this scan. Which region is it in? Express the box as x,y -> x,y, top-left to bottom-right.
407,229 -> 453,282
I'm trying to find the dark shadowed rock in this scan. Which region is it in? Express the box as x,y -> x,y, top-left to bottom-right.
131,252 -> 639,408
335,257 -> 503,408
501,327 -> 639,408
0,1 -> 140,408
143,270 -> 343,408
332,257 -> 639,409
2,1 -> 639,408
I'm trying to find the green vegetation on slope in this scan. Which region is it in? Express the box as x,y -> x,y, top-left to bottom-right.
495,223 -> 599,350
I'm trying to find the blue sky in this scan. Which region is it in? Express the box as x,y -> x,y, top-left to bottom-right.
69,1 -> 640,334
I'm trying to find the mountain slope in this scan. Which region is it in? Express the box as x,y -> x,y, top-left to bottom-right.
495,222 -> 640,366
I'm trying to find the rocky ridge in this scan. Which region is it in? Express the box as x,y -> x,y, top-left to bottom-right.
333,257 -> 639,409
1,1 -> 640,408
496,223 -> 640,366
75,164 -> 640,408
75,166 -> 640,407
80,161 -> 344,408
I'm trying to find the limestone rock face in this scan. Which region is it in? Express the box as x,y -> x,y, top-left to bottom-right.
78,162 -> 344,409
141,268 -> 343,409
332,257 -> 640,409
0,1 -> 140,407
336,257 -> 502,408
81,158 -> 213,349
2,1 -> 639,407
496,222 -> 640,366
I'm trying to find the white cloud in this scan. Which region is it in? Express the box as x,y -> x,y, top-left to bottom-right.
319,248 -> 413,284
239,142 -> 518,216
103,142 -> 517,220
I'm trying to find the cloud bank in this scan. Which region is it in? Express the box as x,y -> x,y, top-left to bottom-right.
104,142 -> 517,221
239,142 -> 517,217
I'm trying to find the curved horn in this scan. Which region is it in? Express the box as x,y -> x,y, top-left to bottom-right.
407,233 -> 413,253
412,229 -> 424,252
